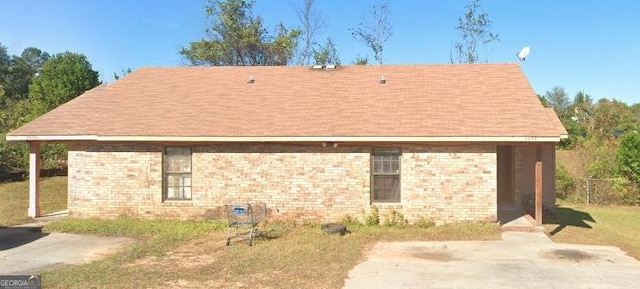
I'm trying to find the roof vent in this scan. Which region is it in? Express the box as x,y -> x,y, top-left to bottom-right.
312,65 -> 324,69
379,75 -> 386,84
247,76 -> 255,84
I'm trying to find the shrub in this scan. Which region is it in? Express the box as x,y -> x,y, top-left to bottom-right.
580,139 -> 620,179
414,216 -> 435,229
617,132 -> 640,184
365,206 -> 380,226
556,164 -> 576,199
610,177 -> 640,206
0,137 -> 28,181
341,214 -> 361,225
383,209 -> 407,228
302,219 -> 318,228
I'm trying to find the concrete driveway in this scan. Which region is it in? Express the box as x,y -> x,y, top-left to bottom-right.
344,232 -> 640,289
0,224 -> 134,274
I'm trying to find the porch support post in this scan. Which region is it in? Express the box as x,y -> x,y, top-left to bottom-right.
28,141 -> 41,218
534,161 -> 543,226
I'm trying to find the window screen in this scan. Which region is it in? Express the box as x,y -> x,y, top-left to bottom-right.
164,147 -> 192,200
371,148 -> 401,202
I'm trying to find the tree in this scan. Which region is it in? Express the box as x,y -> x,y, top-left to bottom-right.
544,87 -> 585,149
0,45 -> 50,129
353,55 -> 369,65
452,0 -> 499,64
561,91 -> 591,145
0,97 -> 31,133
572,91 -> 594,123
0,85 -> 4,106
270,24 -> 301,65
585,99 -> 631,140
2,47 -> 50,102
350,0 -> 393,64
312,38 -> 340,65
180,0 -> 301,66
617,132 -> 640,184
545,86 -> 571,119
28,52 -> 100,116
537,94 -> 549,107
629,103 -> 640,132
0,43 -> 9,75
0,43 -> 11,102
296,0 -> 326,65
0,83 -> 31,180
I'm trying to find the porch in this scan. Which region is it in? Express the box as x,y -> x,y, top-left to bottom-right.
496,143 -> 557,228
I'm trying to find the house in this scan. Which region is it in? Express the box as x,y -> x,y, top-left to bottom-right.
7,64 -> 567,225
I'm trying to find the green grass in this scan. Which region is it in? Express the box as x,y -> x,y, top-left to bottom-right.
6,177 -> 638,286
0,176 -> 67,227
41,218 -> 500,289
0,177 -> 501,288
544,204 -> 640,260
42,218 -> 227,288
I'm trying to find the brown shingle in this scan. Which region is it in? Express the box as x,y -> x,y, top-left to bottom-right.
7,64 -> 565,140
544,107 -> 569,136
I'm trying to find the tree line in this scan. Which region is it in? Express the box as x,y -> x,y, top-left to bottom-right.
0,44 -> 100,180
2,0 -> 638,204
180,0 -> 499,66
1,0 -> 500,180
182,0 -> 640,205
540,87 -> 640,204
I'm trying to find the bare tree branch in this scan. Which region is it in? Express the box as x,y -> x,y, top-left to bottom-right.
350,0 -> 393,65
295,0 -> 326,66
452,0 -> 499,64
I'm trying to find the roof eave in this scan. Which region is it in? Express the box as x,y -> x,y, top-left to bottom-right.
6,135 -> 565,143
5,135 -> 98,142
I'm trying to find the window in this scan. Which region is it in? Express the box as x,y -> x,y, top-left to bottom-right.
371,148 -> 401,202
164,147 -> 192,200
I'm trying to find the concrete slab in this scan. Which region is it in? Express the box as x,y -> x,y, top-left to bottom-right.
0,224 -> 135,274
344,232 -> 640,289
499,208 -> 544,232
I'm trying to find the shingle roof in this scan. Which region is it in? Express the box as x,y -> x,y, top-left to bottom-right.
7,64 -> 567,142
544,108 -> 569,137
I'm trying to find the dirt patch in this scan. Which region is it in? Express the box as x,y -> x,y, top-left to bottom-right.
127,252 -> 219,269
85,237 -> 137,261
154,272 -> 287,289
156,279 -> 232,289
125,234 -> 225,269
546,249 -> 596,262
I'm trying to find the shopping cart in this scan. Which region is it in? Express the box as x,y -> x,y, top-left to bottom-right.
225,203 -> 267,246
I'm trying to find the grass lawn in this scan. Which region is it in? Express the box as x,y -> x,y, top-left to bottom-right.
544,204 -> 640,260
13,177 -> 639,287
0,176 -> 67,227
40,218 -> 500,289
0,176 -> 501,288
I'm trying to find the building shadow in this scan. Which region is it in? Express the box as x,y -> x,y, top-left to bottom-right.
0,226 -> 50,251
544,206 -> 596,236
497,206 -> 525,225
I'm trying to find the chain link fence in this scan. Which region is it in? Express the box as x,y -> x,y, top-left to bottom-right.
581,178 -> 640,206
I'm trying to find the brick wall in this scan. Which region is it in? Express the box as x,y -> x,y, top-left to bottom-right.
380,145 -> 497,224
68,144 -> 164,218
67,143 -> 497,224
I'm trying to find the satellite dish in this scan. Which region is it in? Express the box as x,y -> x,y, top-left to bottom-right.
517,46 -> 531,61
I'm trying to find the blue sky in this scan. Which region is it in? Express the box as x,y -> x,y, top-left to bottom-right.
1,0 -> 639,104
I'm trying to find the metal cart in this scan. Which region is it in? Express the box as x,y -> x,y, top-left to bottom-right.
225,203 -> 267,246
